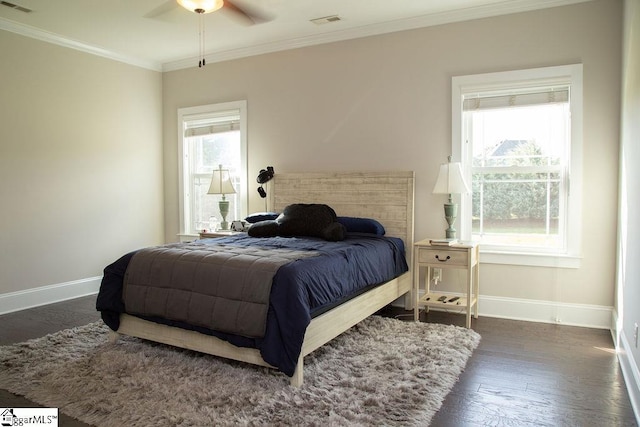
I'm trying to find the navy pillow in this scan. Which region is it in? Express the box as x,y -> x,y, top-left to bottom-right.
245,212 -> 280,224
337,217 -> 386,235
247,220 -> 279,237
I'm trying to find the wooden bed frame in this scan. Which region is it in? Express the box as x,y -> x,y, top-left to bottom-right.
111,171 -> 415,386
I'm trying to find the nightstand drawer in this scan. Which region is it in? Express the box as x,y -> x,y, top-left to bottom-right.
418,248 -> 468,266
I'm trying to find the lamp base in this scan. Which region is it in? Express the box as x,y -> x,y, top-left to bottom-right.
444,202 -> 458,240
219,199 -> 230,231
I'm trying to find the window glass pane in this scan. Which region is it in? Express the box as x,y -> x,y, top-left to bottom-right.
466,100 -> 568,250
187,130 -> 241,233
193,175 -> 218,231
472,178 -> 560,245
188,131 -> 239,172
470,104 -> 568,168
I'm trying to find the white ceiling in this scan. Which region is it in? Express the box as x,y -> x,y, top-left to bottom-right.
0,0 -> 590,71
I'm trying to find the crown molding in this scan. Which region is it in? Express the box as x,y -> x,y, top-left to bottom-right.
0,16 -> 162,72
2,0 -> 592,73
162,0 -> 592,71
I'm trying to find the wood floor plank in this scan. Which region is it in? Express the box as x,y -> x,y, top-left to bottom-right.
0,297 -> 638,426
382,306 -> 638,427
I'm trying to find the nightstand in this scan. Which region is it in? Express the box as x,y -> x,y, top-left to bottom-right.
413,239 -> 479,328
199,230 -> 245,239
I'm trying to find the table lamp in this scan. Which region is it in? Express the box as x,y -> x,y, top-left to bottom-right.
207,164 -> 236,230
432,156 -> 470,240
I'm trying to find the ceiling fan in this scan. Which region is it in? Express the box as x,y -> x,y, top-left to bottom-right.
145,0 -> 272,26
145,0 -> 272,67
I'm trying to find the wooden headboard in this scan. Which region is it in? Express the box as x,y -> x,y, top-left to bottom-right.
268,171 -> 415,263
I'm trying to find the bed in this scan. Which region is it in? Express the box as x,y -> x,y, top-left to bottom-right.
98,171 -> 414,386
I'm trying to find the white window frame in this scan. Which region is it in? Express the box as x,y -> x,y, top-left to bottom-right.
452,65 -> 583,268
177,100 -> 248,239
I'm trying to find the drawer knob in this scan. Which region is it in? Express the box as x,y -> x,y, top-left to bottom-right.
435,255 -> 451,262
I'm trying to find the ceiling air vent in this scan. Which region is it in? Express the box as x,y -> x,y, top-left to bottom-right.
310,15 -> 341,25
0,1 -> 32,13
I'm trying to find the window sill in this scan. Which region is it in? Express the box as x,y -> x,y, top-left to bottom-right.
480,250 -> 581,269
177,233 -> 199,243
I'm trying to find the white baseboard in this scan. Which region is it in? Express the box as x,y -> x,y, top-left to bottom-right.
0,277 -> 102,315
398,292 -> 613,329
478,294 -> 612,329
618,330 -> 640,424
612,310 -> 640,424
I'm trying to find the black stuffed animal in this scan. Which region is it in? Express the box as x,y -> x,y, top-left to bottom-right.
248,203 -> 346,241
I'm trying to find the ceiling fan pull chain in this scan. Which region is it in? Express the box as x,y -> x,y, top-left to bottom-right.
197,8 -> 205,67
201,12 -> 205,67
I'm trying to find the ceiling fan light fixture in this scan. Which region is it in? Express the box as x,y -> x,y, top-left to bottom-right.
177,0 -> 223,14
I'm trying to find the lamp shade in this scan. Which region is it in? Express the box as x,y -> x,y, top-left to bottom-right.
432,161 -> 470,195
207,166 -> 236,195
177,0 -> 224,13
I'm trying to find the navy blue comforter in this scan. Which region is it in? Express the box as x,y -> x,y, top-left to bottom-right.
96,233 -> 408,377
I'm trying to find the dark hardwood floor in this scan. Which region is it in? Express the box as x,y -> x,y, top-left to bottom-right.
0,296 -> 100,427
382,307 -> 638,427
1,296 -> 637,426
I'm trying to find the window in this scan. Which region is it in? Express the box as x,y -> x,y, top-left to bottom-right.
178,101 -> 247,237
452,65 -> 582,267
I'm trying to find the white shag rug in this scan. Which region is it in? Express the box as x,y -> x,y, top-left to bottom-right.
0,316 -> 480,426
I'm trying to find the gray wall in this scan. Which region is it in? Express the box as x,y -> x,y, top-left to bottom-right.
0,31 -> 164,297
163,0 -> 622,311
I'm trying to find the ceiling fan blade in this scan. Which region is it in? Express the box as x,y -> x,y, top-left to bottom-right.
223,0 -> 273,26
144,0 -> 178,18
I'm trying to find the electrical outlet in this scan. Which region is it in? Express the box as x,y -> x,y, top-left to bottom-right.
431,268 -> 442,286
634,323 -> 638,348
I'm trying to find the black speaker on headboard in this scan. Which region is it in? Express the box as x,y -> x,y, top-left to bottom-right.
257,166 -> 274,198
